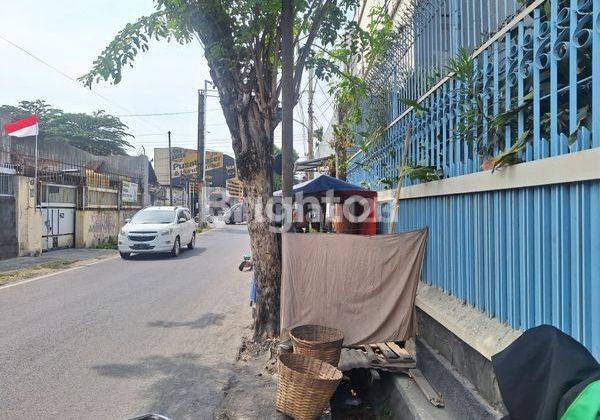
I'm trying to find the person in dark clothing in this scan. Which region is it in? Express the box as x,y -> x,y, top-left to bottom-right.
492,325 -> 600,420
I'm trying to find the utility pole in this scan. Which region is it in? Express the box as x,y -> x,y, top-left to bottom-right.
281,0 -> 294,201
197,87 -> 206,219
307,67 -> 315,179
168,130 -> 173,206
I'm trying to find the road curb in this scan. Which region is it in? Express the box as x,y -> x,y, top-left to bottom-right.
0,255 -> 120,292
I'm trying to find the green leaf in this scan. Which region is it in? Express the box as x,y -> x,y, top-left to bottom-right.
398,98 -> 427,113
568,105 -> 589,147
488,130 -> 531,172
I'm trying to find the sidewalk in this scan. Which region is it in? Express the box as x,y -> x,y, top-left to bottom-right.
0,248 -> 117,274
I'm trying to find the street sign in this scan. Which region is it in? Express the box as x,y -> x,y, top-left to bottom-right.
122,181 -> 138,203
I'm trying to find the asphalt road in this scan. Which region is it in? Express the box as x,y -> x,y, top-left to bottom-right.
0,225 -> 252,420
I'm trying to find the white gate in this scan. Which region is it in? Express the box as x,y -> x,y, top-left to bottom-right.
40,183 -> 76,251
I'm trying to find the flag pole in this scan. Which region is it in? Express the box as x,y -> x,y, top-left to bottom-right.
34,133 -> 38,211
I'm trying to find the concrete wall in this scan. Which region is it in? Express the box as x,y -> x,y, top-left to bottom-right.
75,209 -> 133,248
14,176 -> 42,256
76,210 -> 118,248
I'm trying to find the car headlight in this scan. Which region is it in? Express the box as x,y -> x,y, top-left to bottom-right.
120,229 -> 127,236
160,228 -> 173,236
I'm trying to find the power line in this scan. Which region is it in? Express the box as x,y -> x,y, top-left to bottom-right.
131,133 -> 166,137
313,99 -> 332,128
118,111 -> 195,117
0,32 -> 166,133
117,108 -> 222,117
315,80 -> 334,107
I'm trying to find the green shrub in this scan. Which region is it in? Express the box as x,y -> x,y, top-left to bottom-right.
92,236 -> 118,249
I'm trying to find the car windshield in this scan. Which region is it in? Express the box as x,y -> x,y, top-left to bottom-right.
131,210 -> 174,224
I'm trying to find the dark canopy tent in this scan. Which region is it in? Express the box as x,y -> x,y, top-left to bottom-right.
273,174 -> 376,199
274,174 -> 377,235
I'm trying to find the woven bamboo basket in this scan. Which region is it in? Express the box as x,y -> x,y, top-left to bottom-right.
290,325 -> 344,366
276,353 -> 342,419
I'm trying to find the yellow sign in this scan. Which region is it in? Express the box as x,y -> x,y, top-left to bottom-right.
226,177 -> 244,198
172,148 -> 224,179
206,151 -> 224,170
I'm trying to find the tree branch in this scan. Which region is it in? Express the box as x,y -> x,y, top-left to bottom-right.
275,0 -> 336,105
292,0 -> 336,100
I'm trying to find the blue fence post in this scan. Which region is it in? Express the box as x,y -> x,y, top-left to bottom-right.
550,0 -> 559,156
533,7 -> 542,160
568,0 -> 579,153
590,182 -> 600,357
594,0 -> 600,147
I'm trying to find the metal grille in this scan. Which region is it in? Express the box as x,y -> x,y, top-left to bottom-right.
83,186 -> 119,209
128,235 -> 157,242
350,0 -> 598,190
0,174 -> 14,197
40,183 -> 77,206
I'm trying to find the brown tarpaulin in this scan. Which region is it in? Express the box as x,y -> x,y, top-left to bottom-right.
281,230 -> 428,345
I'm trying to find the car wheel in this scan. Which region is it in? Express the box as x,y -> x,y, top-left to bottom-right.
187,232 -> 195,249
171,237 -> 180,257
120,252 -> 131,260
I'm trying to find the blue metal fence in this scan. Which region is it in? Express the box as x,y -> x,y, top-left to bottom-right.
350,0 -> 600,359
381,179 -> 600,359
351,0 -> 597,189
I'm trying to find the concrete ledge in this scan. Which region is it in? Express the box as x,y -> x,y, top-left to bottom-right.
378,148 -> 600,202
416,282 -> 522,361
375,373 -> 452,420
415,338 -> 506,419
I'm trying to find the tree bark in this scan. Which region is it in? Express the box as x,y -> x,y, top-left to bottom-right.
245,169 -> 281,338
219,97 -> 281,339
335,144 -> 347,181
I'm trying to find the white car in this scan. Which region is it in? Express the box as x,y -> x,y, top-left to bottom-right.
118,206 -> 196,259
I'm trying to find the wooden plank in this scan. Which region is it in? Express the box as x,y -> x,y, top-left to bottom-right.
409,368 -> 445,408
375,360 -> 417,370
375,343 -> 399,360
386,342 -> 414,361
363,345 -> 377,362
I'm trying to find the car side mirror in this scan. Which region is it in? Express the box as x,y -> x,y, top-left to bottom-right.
178,217 -> 187,223
125,218 -> 131,224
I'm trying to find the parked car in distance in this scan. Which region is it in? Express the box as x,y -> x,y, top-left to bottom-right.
223,202 -> 247,224
118,206 -> 196,259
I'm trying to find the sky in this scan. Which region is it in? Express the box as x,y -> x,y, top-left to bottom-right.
0,0 -> 335,163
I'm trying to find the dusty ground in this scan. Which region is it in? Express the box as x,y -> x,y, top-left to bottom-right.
217,334 -> 338,420
217,334 -> 286,419
0,248 -> 116,272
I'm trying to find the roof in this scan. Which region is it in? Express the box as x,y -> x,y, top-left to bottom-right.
142,206 -> 184,211
294,156 -> 332,172
273,174 -> 375,198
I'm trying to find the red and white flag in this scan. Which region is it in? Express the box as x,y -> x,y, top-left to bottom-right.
3,115 -> 39,138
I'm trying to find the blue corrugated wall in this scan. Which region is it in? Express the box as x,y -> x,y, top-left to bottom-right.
380,180 -> 600,359
349,0 -> 600,359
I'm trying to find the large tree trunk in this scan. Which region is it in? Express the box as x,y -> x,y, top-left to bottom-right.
222,100 -> 281,339
244,168 -> 281,338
